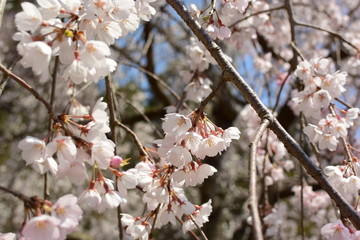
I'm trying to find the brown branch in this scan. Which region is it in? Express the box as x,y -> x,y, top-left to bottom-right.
143,22 -> 171,106
105,75 -> 118,150
329,104 -> 352,163
116,92 -> 163,138
176,216 -> 201,240
122,62 -> 182,102
189,214 -> 208,240
149,204 -> 161,239
193,80 -> 224,127
105,75 -> 124,240
115,120 -> 150,160
229,5 -> 285,28
294,22 -> 360,53
249,120 -> 269,240
166,0 -> 360,229
43,56 -> 60,201
0,63 -> 57,122
0,57 -> 20,96
0,185 -> 44,211
0,0 -> 7,29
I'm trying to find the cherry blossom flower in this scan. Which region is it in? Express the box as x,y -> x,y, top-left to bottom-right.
22,215 -> 61,240
15,2 -> 43,33
18,136 -> 58,175
122,214 -> 151,240
37,0 -> 61,20
162,113 -> 192,137
116,169 -> 138,198
294,60 -> 313,81
18,41 -> 52,76
91,139 -> 115,169
52,194 -> 82,234
182,200 -> 212,233
165,146 -> 192,168
321,220 -> 352,240
78,187 -> 102,209
223,0 -> 250,14
97,190 -> 125,213
0,233 -> 16,240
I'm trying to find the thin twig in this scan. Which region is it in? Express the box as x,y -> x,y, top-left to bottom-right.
176,216 -> 201,240
115,120 -> 150,159
299,116 -> 306,240
105,76 -> 118,149
0,185 -> 33,204
43,56 -> 60,201
149,204 -> 161,238
193,80 -> 224,127
294,21 -> 360,52
116,92 -> 163,138
0,57 -> 20,96
335,98 -> 360,118
166,0 -> 360,229
249,119 -> 269,240
329,105 -> 353,163
73,81 -> 93,98
105,75 -> 124,240
0,63 -> 57,122
122,62 -> 182,101
0,0 -> 7,29
189,215 -> 208,240
229,5 -> 285,28
272,71 -> 292,113
290,42 -> 305,61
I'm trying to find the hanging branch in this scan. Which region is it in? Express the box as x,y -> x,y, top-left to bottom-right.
105,75 -> 124,240
115,120 -> 150,160
0,0 -> 7,29
189,215 -> 209,240
43,56 -> 60,201
249,119 -> 269,240
0,185 -> 42,210
294,22 -> 360,52
165,0 -> 360,229
0,63 -> 57,122
193,80 -> 224,127
116,92 -> 163,138
229,5 -> 285,28
329,104 -> 353,164
176,216 -> 201,240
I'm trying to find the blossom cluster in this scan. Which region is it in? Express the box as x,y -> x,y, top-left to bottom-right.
16,93 -> 241,239
117,113 -> 240,239
13,0 -> 157,83
18,98 -> 114,179
22,194 -> 82,240
292,58 -> 347,119
304,108 -> 359,151
291,58 -> 359,151
321,219 -> 360,240
290,58 -> 360,238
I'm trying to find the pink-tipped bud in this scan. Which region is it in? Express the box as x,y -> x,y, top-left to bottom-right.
110,156 -> 123,168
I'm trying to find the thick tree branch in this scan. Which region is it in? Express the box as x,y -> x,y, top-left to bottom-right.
166,0 -> 360,229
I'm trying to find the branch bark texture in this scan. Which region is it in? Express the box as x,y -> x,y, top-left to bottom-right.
165,0 -> 360,229
249,119 -> 269,240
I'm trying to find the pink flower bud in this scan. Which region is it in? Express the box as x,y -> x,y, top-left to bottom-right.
110,156 -> 123,168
